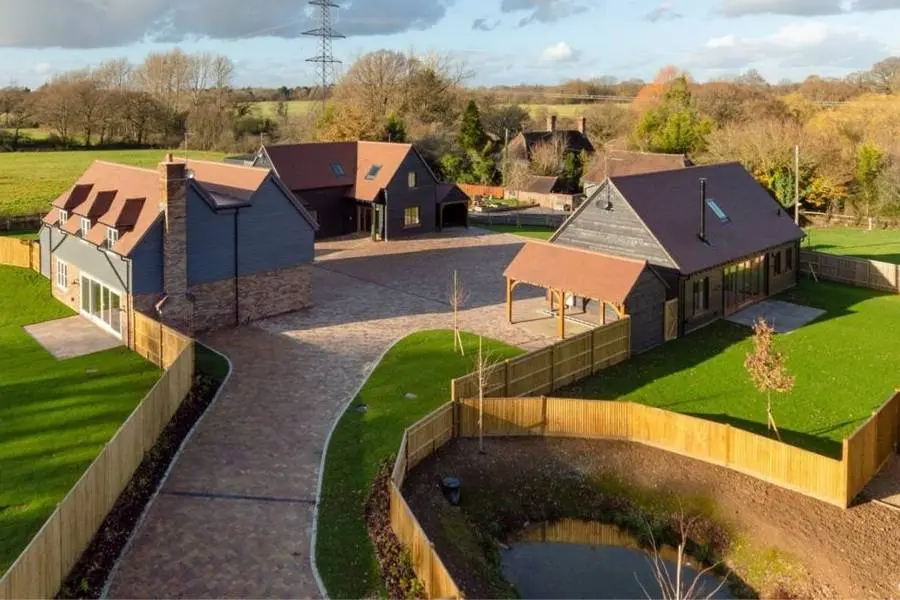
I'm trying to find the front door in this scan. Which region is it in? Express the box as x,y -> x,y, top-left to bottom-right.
80,274 -> 123,337
724,254 -> 766,315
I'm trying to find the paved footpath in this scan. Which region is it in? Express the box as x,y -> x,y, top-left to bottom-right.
107,232 -> 551,598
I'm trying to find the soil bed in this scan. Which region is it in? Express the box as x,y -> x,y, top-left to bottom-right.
403,438 -> 900,599
56,346 -> 228,599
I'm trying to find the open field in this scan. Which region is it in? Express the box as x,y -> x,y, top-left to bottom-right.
0,266 -> 159,574
518,102 -> 628,119
0,149 -> 226,218
563,279 -> 898,458
252,99 -> 317,118
315,330 -> 523,599
0,128 -> 54,142
805,227 -> 900,264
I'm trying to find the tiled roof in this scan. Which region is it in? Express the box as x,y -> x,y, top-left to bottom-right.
43,157 -> 306,257
512,130 -> 596,157
519,175 -> 560,194
261,141 -> 428,202
584,150 -> 690,184
504,241 -> 647,305
609,162 -> 805,274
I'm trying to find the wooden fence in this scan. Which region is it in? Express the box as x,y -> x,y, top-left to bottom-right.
390,404 -> 464,599
457,183 -> 505,200
469,211 -> 567,229
801,250 -> 900,293
456,395 -> 900,509
451,317 -> 630,402
844,391 -> 900,503
0,237 -> 40,272
131,310 -> 192,369
0,323 -> 194,599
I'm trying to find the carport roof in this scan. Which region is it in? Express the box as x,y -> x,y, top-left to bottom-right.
504,242 -> 647,304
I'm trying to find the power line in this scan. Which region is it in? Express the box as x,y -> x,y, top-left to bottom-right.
303,0 -> 344,96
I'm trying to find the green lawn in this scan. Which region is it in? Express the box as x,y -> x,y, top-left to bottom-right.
0,149 -> 226,218
0,266 -> 160,574
564,279 -> 899,458
478,223 -> 557,240
316,330 -> 523,599
805,227 -> 900,264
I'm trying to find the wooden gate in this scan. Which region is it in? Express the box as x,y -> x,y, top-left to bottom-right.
664,298 -> 678,341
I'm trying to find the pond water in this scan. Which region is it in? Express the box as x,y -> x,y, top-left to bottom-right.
501,521 -> 733,600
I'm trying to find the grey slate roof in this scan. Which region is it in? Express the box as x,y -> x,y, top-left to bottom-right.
610,162 -> 804,275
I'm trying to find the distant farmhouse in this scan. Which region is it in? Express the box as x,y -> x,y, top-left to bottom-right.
508,115 -> 596,162
255,141 -> 468,240
583,149 -> 692,196
40,156 -> 317,341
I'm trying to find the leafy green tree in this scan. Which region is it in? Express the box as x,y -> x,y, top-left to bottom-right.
467,150 -> 496,184
383,113 -> 407,142
439,152 -> 467,182
458,99 -> 488,153
633,76 -> 712,154
854,142 -> 886,224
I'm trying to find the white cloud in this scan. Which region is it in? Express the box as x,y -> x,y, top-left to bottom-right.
687,22 -> 886,73
0,0 -> 455,49
540,41 -> 580,63
33,62 -> 52,75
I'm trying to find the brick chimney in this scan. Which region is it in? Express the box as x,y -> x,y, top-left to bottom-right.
578,115 -> 587,134
546,114 -> 557,132
158,154 -> 191,328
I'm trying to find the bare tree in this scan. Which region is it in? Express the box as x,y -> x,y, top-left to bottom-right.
448,270 -> 470,356
36,77 -> 80,144
530,134 -> 567,176
0,86 -> 35,147
473,337 -> 500,453
637,514 -> 729,600
744,318 -> 795,441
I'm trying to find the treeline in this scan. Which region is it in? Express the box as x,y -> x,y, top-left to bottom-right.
0,49 -> 275,152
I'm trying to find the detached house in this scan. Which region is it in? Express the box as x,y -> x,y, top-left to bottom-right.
255,141 -> 468,240
508,115 -> 596,162
550,162 -> 805,338
583,150 -> 691,196
40,156 -> 317,342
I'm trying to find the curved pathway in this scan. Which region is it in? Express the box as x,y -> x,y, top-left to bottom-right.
107,231 -> 552,598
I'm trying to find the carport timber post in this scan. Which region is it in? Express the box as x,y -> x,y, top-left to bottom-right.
506,276 -> 568,339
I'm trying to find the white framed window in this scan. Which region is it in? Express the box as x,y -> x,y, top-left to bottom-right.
106,227 -> 119,248
58,209 -> 68,225
55,257 -> 68,290
407,171 -> 417,188
80,217 -> 91,236
404,206 -> 421,228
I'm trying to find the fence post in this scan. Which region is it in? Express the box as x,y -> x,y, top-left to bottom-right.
541,395 -> 548,436
504,359 -> 510,396
841,438 -> 850,508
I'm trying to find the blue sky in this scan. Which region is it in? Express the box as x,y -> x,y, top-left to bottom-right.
0,0 -> 898,88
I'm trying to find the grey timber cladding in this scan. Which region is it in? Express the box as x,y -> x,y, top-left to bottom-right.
625,268 -> 667,353
39,226 -> 51,277
384,150 -> 438,239
187,185 -> 235,286
237,176 -> 315,276
130,220 -> 164,294
52,229 -> 130,292
554,181 -> 676,268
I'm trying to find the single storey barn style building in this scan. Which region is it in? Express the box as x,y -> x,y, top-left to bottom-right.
550,162 -> 805,339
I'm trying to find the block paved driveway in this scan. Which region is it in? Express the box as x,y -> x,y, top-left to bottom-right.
107,229 -> 552,598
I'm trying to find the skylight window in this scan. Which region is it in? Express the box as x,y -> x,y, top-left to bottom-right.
706,198 -> 729,223
331,163 -> 345,177
365,164 -> 382,180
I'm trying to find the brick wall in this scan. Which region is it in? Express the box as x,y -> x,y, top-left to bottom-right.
190,278 -> 238,332
237,263 -> 313,323
159,158 -> 193,332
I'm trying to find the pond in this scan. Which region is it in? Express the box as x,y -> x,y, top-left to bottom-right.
500,520 -> 733,600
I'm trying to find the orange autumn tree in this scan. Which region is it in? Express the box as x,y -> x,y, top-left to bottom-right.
744,318 -> 795,441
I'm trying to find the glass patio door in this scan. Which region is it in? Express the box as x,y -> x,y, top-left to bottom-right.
80,274 -> 123,337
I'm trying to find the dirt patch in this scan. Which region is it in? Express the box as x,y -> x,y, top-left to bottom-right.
366,462 -> 425,599
56,372 -> 223,599
403,438 -> 900,599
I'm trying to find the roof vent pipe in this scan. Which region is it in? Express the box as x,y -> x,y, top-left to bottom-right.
699,178 -> 708,243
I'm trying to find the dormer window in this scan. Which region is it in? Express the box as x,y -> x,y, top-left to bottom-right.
58,209 -> 68,225
106,227 -> 119,248
80,217 -> 91,236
